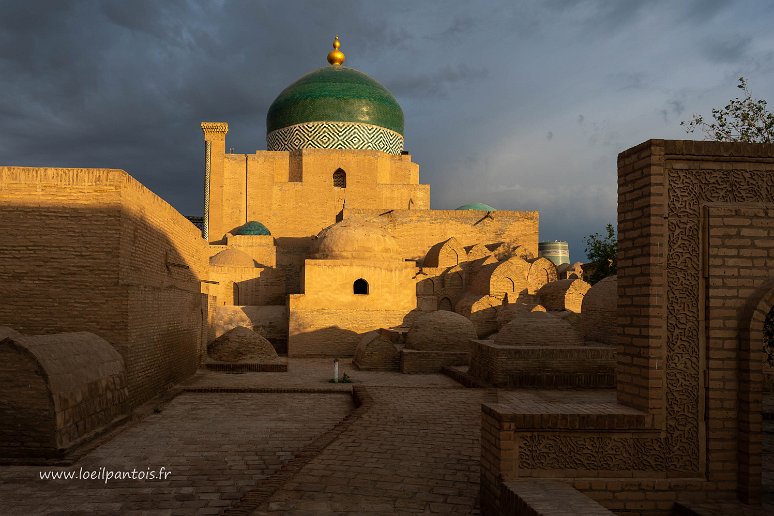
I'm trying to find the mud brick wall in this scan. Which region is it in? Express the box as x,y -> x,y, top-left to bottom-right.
0,167 -> 208,407
207,145 -> 429,242
287,307 -> 409,357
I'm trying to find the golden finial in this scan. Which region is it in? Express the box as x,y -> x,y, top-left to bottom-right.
327,35 -> 345,66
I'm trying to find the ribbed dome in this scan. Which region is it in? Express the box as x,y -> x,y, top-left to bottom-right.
209,248 -> 256,268
456,203 -> 496,211
313,220 -> 399,260
266,65 -> 404,155
235,221 -> 271,236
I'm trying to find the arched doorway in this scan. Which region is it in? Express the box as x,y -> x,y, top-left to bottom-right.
737,280 -> 774,504
353,278 -> 368,295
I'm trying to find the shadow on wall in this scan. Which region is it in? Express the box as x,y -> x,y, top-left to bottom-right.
0,178 -> 208,409
288,325 -> 362,358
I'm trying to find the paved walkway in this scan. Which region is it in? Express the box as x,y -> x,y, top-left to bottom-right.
0,392 -> 352,515
0,359 -> 771,515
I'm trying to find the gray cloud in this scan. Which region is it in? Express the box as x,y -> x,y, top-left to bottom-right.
703,34 -> 752,63
0,0 -> 771,260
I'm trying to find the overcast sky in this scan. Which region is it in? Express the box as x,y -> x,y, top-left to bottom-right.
2,0 -> 773,260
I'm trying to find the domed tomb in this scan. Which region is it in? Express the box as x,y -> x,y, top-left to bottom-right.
495,311 -> 583,347
207,326 -> 279,363
537,278 -> 591,313
353,331 -> 400,371
456,202 -> 496,211
209,248 -> 256,268
313,219 -> 399,260
266,37 -> 404,155
581,275 -> 618,345
496,303 -> 546,330
234,220 -> 271,236
0,332 -> 128,458
405,310 -> 477,352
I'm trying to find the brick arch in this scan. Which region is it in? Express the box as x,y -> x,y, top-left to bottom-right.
737,278 -> 774,504
438,297 -> 453,311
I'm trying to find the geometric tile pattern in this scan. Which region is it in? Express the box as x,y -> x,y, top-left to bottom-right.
267,122 -> 404,155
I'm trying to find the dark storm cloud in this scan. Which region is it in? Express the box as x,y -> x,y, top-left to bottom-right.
430,16 -> 477,40
387,64 -> 489,99
0,0 -> 771,259
608,71 -> 650,91
703,34 -> 752,63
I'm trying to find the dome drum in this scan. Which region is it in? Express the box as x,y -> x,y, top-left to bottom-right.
267,121 -> 403,155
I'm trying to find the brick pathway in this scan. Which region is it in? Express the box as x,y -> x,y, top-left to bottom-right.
255,386 -> 486,514
0,392 -> 352,515
0,359 -> 772,515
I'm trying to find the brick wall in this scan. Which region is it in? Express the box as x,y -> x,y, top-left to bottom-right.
287,306 -> 410,357
615,140 -> 667,416
480,140 -> 774,513
469,340 -> 616,388
706,205 -> 774,502
0,167 -> 208,407
399,349 -> 468,373
209,148 -> 429,241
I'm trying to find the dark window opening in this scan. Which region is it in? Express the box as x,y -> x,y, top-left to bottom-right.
765,305 -> 774,367
354,278 -> 369,295
333,168 -> 347,188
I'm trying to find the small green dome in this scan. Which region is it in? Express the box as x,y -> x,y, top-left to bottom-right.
266,66 -> 404,135
235,221 -> 271,236
456,203 -> 496,211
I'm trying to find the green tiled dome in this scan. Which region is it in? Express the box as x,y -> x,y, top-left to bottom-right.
235,221 -> 271,236
456,203 -> 496,211
266,66 -> 404,135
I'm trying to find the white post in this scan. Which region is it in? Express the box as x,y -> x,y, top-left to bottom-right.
333,358 -> 339,383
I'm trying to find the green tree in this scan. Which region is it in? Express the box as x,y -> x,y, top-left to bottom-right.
681,77 -> 774,143
584,223 -> 616,285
